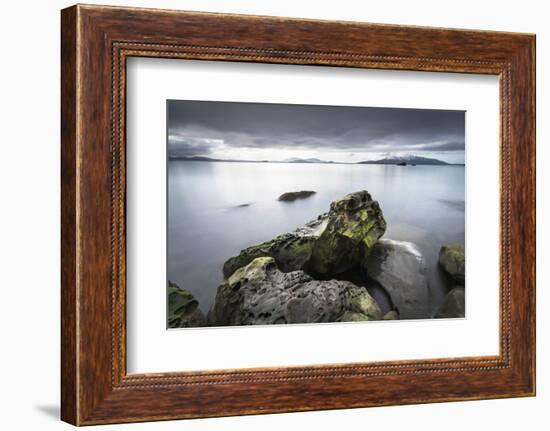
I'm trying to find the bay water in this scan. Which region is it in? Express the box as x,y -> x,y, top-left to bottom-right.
168,161 -> 465,317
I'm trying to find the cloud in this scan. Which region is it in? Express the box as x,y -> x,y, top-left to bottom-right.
167,133 -> 225,157
167,100 -> 465,162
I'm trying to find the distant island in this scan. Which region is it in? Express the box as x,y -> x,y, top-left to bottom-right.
357,155 -> 451,166
169,156 -> 337,164
170,156 -> 254,163
284,157 -> 335,164
170,155 -> 464,166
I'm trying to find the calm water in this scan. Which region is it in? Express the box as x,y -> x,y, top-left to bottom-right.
168,161 -> 465,316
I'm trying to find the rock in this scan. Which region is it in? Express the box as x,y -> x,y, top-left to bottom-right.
383,310 -> 400,320
222,210 -> 329,278
306,191 -> 386,278
278,190 -> 316,201
209,257 -> 382,326
222,229 -> 320,279
362,239 -> 429,320
435,287 -> 465,318
439,244 -> 465,284
223,190 -> 386,280
167,281 -> 207,328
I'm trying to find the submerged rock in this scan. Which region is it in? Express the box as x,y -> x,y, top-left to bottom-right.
439,244 -> 465,285
167,281 -> 207,328
307,191 -> 386,278
435,287 -> 465,318
278,190 -> 316,201
209,257 -> 382,326
362,239 -> 429,320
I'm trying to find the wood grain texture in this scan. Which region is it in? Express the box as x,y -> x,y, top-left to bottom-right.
60,4 -> 536,425
60,5 -> 78,425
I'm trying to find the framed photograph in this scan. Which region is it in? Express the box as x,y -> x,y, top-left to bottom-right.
61,4 -> 536,425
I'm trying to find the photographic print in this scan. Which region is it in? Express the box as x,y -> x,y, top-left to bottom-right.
167,100 -> 466,328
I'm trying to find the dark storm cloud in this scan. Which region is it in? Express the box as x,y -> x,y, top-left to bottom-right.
167,100 -> 465,159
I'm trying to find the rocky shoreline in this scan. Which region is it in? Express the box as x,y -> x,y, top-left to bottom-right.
168,190 -> 465,328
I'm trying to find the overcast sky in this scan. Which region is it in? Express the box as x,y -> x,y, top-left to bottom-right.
167,100 -> 465,164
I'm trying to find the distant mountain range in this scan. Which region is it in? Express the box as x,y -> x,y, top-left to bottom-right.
169,156 -> 336,164
284,157 -> 335,164
171,156 -> 240,162
170,155 -> 462,166
357,155 -> 451,165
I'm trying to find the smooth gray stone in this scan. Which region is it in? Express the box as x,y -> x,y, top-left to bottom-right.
362,239 -> 429,320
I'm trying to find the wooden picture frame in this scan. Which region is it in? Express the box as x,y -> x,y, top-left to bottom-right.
61,4 -> 535,425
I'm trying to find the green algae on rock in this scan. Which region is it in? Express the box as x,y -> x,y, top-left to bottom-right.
223,191 -> 386,281
167,281 -> 207,328
209,257 -> 382,326
222,232 -> 318,279
439,244 -> 465,285
307,191 -> 386,278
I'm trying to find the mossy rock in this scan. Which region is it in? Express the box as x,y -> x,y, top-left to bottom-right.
339,311 -> 371,322
222,190 -> 386,282
209,257 -> 382,326
307,191 -> 386,278
222,233 -> 317,279
167,281 -> 207,328
439,244 -> 465,285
